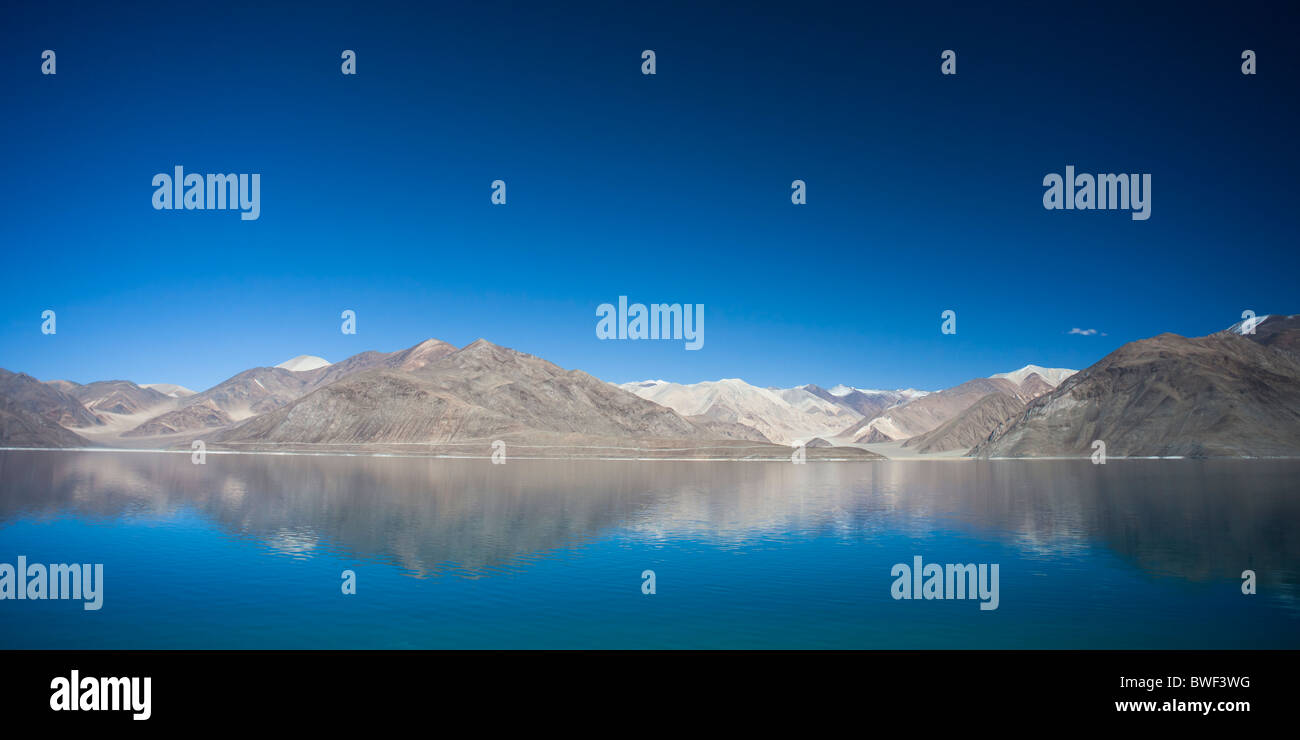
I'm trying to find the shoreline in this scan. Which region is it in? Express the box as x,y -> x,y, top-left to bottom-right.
2,446 -> 1296,462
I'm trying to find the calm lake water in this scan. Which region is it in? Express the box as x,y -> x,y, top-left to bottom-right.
0,449 -> 1296,649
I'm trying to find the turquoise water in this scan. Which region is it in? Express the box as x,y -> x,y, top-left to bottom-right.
0,450 -> 1296,648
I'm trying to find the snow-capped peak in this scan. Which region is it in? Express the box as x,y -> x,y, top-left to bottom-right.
276,355 -> 332,372
829,384 -> 930,398
991,364 -> 1076,388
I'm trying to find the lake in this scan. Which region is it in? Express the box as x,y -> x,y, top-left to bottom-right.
0,449 -> 1296,648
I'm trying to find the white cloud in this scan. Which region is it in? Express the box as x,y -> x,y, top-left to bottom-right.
1068,328 -> 1107,336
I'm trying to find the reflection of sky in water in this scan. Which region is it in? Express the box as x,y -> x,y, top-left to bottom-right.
0,450 -> 1296,648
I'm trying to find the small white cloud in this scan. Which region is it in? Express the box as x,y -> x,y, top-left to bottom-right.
1068,328 -> 1102,336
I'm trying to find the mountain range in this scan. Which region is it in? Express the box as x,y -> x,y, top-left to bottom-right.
1,314 -> 1296,459
972,314 -> 1300,458
615,379 -> 868,446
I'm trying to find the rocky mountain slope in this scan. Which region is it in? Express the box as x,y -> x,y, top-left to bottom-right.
972,327 -> 1300,458
839,365 -> 1072,443
618,378 -> 861,445
61,380 -> 172,416
902,392 -> 1026,453
0,370 -> 103,429
1222,314 -> 1300,362
216,340 -> 788,453
0,394 -> 92,447
141,383 -> 196,398
6,321 -> 1294,459
838,377 -> 1021,442
802,384 -> 925,419
125,339 -> 460,438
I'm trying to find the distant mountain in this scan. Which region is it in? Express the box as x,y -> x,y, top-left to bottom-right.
45,379 -> 80,394
141,383 -> 196,398
1016,373 -> 1055,399
991,365 -> 1076,387
856,427 -> 896,443
123,402 -> 234,437
802,384 -> 924,418
275,355 -> 332,372
0,394 -> 91,447
618,378 -> 861,445
902,392 -> 1025,453
382,338 -> 459,372
973,325 -> 1300,458
0,370 -> 102,429
126,339 -> 460,438
840,365 -> 1072,443
126,366 -> 326,436
217,340 -> 800,455
1221,314 -> 1300,363
62,380 -> 172,416
838,377 -> 1023,442
9,321 -> 1292,459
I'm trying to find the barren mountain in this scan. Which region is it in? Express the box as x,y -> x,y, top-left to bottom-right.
382,338 -> 459,371
0,370 -> 102,429
618,378 -> 861,445
839,365 -> 1072,443
683,416 -> 772,442
216,340 -> 801,456
802,384 -> 923,418
1016,373 -> 1055,400
63,380 -> 172,416
0,394 -> 93,447
973,327 -> 1300,458
839,377 -> 1023,442
141,383 -> 196,398
126,340 -> 459,438
856,427 -> 896,443
1222,313 -> 1300,363
126,366 -> 324,436
902,392 -> 1025,453
123,401 -> 234,437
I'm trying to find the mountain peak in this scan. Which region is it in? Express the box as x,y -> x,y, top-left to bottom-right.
276,355 -> 332,372
412,338 -> 455,349
991,364 -> 1076,388
140,382 -> 197,398
388,339 -> 457,371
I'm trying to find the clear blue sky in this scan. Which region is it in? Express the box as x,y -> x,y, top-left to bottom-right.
1,1 -> 1296,392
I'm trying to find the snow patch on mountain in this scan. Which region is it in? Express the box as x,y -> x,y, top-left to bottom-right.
991,365 -> 1076,388
618,378 -> 863,445
827,384 -> 930,399
276,355 -> 332,372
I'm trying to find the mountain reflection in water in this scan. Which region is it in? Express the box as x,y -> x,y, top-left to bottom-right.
1,450 -> 1295,595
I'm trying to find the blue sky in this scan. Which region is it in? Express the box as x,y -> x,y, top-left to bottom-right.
1,1 -> 1296,392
